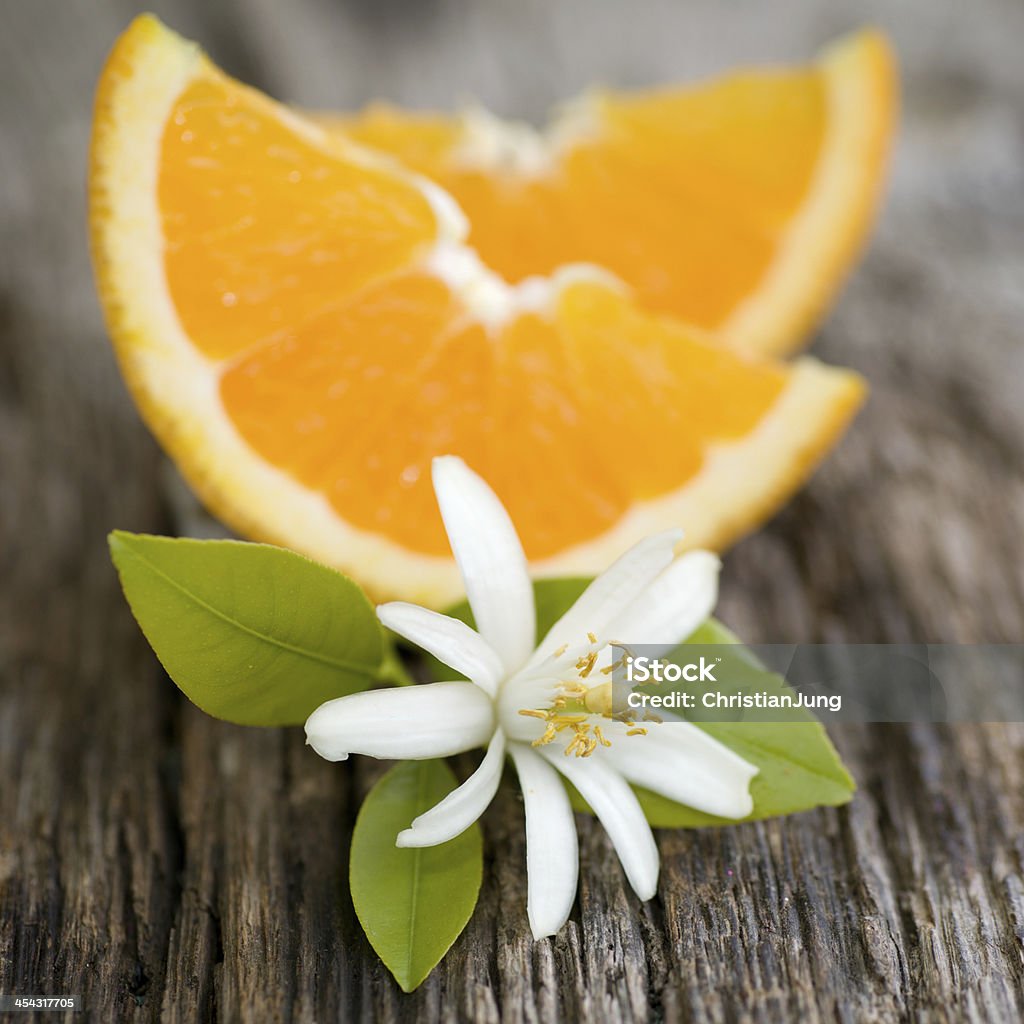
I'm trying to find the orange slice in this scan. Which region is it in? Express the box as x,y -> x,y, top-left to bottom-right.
90,16 -> 865,607
324,30 -> 895,357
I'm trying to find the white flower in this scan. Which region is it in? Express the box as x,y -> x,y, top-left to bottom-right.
305,456 -> 758,939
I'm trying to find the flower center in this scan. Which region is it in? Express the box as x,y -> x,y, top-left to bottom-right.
517,633 -> 661,757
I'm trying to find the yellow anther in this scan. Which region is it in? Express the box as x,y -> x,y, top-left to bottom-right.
587,631 -> 597,644
552,713 -> 588,724
518,709 -> 549,720
627,727 -> 648,737
564,733 -> 585,757
553,643 -> 568,658
643,712 -> 663,724
577,652 -> 598,678
593,726 -> 611,748
559,681 -> 588,697
532,724 -> 557,747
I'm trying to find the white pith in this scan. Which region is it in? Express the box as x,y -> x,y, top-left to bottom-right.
448,97 -> 600,177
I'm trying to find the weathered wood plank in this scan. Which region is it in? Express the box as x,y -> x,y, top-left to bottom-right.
2,0 -> 1023,1021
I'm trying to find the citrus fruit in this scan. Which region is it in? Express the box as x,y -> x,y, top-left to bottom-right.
323,29 -> 895,357
90,15 -> 866,607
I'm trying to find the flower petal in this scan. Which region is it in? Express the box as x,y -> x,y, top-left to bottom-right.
529,529 -> 682,666
509,743 -> 579,940
304,681 -> 493,762
543,749 -> 659,900
432,456 -> 535,674
600,719 -> 757,819
397,729 -> 506,847
607,550 -> 721,656
378,601 -> 504,696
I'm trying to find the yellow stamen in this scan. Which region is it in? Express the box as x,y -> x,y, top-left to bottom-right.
520,627 -> 663,757
564,733 -> 585,757
559,681 -> 588,697
532,724 -> 557,747
553,643 -> 568,658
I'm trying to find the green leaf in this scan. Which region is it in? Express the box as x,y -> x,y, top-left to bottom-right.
429,576 -> 854,826
350,760 -> 483,992
631,619 -> 856,826
109,531 -> 387,725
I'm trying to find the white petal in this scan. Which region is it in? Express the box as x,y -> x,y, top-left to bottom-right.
397,729 -> 506,847
378,602 -> 504,696
432,456 -> 535,674
528,529 -> 682,666
600,720 -> 757,819
607,550 -> 721,656
304,682 -> 493,762
543,750 -> 659,900
509,743 -> 579,940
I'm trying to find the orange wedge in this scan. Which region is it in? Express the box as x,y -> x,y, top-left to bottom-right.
325,30 -> 895,357
90,16 -> 865,606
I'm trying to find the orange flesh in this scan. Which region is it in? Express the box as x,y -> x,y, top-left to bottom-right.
161,75 -> 787,558
161,78 -> 439,360
338,70 -> 826,332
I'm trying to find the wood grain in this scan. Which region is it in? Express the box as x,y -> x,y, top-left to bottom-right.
2,0 -> 1023,1020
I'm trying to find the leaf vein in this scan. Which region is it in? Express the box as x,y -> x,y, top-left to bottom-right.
404,762 -> 430,983
123,543 -> 379,679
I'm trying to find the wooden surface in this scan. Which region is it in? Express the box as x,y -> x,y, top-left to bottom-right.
2,0 -> 1024,1021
